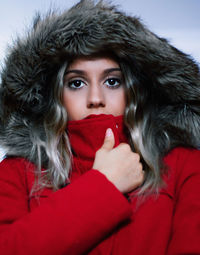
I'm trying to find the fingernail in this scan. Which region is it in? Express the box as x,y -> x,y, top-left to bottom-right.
106,128 -> 112,137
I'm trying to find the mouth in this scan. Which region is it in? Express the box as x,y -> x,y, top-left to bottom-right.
83,113 -> 112,120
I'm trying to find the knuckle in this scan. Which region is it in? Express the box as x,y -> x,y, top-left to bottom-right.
140,171 -> 145,181
133,153 -> 140,162
138,163 -> 143,171
122,143 -> 131,152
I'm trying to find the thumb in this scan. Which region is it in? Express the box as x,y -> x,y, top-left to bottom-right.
101,128 -> 115,150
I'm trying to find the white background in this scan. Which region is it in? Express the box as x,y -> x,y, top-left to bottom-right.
1,0 -> 200,65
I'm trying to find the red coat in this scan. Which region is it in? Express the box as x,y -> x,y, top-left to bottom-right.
0,114 -> 200,255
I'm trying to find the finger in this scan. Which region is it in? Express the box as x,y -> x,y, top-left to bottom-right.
101,128 -> 115,151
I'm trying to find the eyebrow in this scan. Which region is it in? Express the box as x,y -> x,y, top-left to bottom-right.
65,68 -> 121,75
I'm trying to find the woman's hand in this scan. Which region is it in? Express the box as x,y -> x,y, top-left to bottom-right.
93,128 -> 145,193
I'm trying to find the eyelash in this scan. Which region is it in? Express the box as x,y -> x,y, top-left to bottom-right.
105,78 -> 121,89
67,80 -> 85,90
66,78 -> 122,90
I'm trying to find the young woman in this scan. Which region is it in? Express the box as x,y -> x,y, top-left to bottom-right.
0,1 -> 200,254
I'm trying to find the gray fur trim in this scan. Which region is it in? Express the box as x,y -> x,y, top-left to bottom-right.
0,0 -> 200,164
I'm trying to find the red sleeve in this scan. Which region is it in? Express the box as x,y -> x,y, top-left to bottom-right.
167,148 -> 200,254
0,159 -> 132,255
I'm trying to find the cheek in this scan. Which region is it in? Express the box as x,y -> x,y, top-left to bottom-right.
63,91 -> 72,113
63,90 -> 85,120
106,88 -> 126,115
114,89 -> 126,111
117,93 -> 126,114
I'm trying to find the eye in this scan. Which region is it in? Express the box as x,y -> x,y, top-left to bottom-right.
105,78 -> 121,88
67,80 -> 85,89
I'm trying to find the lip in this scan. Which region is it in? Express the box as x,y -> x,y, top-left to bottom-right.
83,114 -> 110,120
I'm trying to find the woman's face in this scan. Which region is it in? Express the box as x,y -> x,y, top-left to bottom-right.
63,56 -> 126,120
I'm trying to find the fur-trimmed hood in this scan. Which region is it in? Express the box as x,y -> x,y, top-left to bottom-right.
0,0 -> 200,164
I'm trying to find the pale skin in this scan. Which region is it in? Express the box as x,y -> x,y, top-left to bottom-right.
64,56 -> 144,193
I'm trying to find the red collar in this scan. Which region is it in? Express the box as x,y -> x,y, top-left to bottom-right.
67,114 -> 128,160
67,114 -> 129,178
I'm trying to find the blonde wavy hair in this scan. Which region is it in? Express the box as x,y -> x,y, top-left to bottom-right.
32,52 -> 166,195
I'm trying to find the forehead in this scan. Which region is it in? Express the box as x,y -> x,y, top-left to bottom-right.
68,56 -> 120,70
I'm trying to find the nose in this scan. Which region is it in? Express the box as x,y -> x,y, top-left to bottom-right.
87,84 -> 105,108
